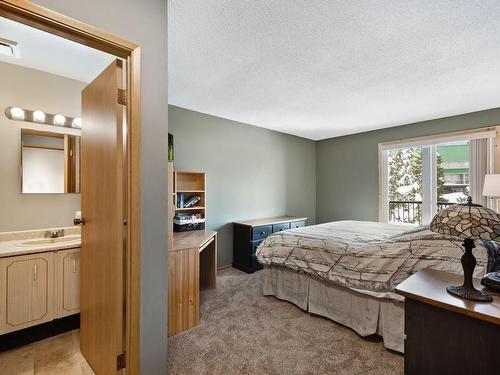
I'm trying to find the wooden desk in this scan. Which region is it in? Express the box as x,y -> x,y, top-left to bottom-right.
168,230 -> 217,336
396,269 -> 500,375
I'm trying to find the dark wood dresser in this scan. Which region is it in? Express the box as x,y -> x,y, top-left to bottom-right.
232,216 -> 307,273
396,269 -> 500,375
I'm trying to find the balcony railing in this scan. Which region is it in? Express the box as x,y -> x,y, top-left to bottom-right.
388,201 -> 454,225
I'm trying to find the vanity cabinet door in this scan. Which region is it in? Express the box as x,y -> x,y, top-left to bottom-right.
0,252 -> 55,334
56,248 -> 80,318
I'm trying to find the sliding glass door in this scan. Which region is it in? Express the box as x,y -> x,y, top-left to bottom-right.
387,146 -> 423,224
380,132 -> 494,225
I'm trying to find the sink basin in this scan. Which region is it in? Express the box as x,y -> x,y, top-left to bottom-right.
15,236 -> 80,247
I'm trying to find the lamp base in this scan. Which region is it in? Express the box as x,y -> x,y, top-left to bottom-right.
446,238 -> 493,303
446,285 -> 492,302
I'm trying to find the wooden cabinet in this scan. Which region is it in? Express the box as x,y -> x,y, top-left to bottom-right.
0,247 -> 81,335
168,230 -> 217,336
168,161 -> 175,250
56,248 -> 81,318
168,247 -> 199,336
0,252 -> 55,334
396,269 -> 500,375
233,216 -> 307,273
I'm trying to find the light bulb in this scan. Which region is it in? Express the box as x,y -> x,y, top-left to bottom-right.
33,110 -> 46,123
54,114 -> 66,126
10,107 -> 25,120
72,117 -> 81,128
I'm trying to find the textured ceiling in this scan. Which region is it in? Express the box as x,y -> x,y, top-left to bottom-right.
168,1 -> 500,140
0,17 -> 115,83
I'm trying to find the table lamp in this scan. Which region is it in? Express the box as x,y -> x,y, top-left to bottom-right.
482,174 -> 500,212
430,196 -> 500,302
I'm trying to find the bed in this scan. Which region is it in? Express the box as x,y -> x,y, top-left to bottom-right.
255,220 -> 496,353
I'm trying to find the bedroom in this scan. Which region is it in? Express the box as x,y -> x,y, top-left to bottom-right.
166,2 -> 500,375
0,1 -> 499,375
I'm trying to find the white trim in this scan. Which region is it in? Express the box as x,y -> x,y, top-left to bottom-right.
485,138 -> 496,209
378,143 -> 388,222
379,129 -> 496,151
378,127 -> 497,223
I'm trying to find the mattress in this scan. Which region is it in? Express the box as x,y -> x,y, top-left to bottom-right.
256,220 -> 489,301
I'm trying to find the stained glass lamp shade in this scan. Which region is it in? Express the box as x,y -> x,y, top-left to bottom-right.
430,196 -> 500,302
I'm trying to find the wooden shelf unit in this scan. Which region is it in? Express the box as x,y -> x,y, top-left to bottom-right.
166,166 -> 216,337
173,170 -> 206,229
167,161 -> 175,250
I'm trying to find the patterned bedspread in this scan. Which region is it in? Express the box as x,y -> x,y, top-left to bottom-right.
256,221 -> 490,301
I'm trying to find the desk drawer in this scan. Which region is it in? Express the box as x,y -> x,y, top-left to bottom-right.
290,220 -> 305,229
252,225 -> 272,240
273,223 -> 290,233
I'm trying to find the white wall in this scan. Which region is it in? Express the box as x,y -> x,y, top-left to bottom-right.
32,1 -> 169,373
0,61 -> 83,231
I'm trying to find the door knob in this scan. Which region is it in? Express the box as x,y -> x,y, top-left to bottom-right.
73,217 -> 86,225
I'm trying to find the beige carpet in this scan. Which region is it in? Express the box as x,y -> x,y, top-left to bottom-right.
167,267 -> 403,375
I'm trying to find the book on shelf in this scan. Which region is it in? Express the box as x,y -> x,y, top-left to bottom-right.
174,212 -> 204,222
183,195 -> 201,208
177,192 -> 184,208
173,218 -> 205,225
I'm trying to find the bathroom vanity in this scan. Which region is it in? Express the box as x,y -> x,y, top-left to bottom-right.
0,228 -> 81,335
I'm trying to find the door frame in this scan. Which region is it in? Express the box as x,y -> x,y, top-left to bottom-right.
0,1 -> 141,373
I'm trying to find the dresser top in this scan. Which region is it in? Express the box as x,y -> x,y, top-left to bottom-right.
233,216 -> 307,227
396,269 -> 500,326
172,230 -> 216,252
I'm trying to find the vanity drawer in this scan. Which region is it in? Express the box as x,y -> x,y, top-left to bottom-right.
252,225 -> 272,241
290,220 -> 305,229
251,240 -> 263,255
272,223 -> 290,233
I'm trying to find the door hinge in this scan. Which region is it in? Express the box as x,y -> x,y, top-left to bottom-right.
117,352 -> 126,370
118,89 -> 127,106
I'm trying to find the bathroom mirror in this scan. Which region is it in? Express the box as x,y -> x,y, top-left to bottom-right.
21,129 -> 80,193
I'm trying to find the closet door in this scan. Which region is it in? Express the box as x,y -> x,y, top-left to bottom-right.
0,252 -> 54,334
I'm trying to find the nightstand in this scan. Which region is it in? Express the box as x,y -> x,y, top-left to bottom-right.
396,269 -> 500,375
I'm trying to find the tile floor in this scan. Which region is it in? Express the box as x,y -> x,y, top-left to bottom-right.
0,330 -> 94,375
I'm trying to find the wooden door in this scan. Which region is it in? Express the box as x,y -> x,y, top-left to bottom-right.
56,248 -> 80,318
80,60 -> 125,374
0,252 -> 54,334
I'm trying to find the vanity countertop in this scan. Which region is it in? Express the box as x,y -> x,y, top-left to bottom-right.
0,234 -> 81,258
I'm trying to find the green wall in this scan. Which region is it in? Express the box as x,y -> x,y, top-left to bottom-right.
316,107 -> 500,223
169,106 -> 317,267
170,105 -> 500,266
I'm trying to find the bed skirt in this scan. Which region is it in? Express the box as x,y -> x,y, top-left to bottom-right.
262,266 -> 405,353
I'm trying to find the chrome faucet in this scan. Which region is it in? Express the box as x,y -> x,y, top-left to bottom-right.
46,229 -> 65,238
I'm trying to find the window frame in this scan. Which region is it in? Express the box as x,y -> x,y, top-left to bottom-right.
378,128 -> 497,224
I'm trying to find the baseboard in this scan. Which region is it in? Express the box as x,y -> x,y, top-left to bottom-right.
217,264 -> 232,271
0,314 -> 80,353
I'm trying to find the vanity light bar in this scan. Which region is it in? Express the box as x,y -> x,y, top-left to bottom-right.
5,106 -> 81,129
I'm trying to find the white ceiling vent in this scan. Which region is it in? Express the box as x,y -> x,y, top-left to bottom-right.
0,38 -> 19,58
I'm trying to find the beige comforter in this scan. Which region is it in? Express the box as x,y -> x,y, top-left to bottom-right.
256,221 -> 488,301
